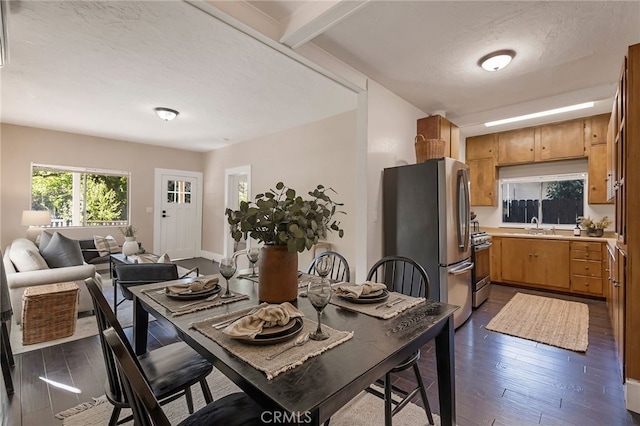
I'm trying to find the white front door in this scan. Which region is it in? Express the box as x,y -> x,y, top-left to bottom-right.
154,169 -> 203,259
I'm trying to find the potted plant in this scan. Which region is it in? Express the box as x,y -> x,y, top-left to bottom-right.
225,182 -> 344,302
119,225 -> 138,256
578,216 -> 612,237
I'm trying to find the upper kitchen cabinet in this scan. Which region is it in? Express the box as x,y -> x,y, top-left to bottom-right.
416,115 -> 461,159
585,113 -> 611,147
586,113 -> 613,204
538,119 -> 585,161
497,128 -> 536,164
466,134 -> 497,206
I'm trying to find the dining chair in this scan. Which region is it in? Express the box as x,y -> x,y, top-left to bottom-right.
102,326 -> 265,426
85,278 -> 214,426
365,255 -> 434,426
306,251 -> 351,282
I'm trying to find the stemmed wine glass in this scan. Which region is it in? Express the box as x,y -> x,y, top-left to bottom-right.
314,256 -> 333,282
219,257 -> 237,299
307,280 -> 332,341
247,247 -> 260,278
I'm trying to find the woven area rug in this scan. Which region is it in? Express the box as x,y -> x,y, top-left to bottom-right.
486,293 -> 589,352
57,368 -> 440,425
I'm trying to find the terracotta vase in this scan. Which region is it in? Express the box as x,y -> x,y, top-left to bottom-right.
258,245 -> 298,303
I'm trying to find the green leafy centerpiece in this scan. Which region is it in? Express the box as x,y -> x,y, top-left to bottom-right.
225,182 -> 344,302
579,216 -> 612,237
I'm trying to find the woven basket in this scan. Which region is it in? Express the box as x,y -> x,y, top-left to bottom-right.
22,282 -> 79,345
414,134 -> 445,163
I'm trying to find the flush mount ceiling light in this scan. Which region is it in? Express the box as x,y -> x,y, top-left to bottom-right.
154,107 -> 179,121
485,102 -> 595,127
479,50 -> 516,72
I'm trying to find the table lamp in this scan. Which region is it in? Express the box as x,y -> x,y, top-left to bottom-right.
22,210 -> 51,243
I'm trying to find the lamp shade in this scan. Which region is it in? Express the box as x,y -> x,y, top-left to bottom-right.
21,210 -> 51,226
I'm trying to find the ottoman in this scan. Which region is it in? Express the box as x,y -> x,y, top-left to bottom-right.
22,282 -> 79,345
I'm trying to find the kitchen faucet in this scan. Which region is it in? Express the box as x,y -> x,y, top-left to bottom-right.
531,217 -> 539,230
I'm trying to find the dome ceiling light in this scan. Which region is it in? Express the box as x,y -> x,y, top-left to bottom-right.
154,107 -> 179,121
479,50 -> 516,72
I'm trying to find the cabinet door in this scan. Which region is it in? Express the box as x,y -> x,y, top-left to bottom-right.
588,143 -> 612,204
501,238 -> 570,288
417,115 -> 453,157
468,158 -> 496,206
607,103 -> 617,201
466,134 -> 496,160
585,113 -> 611,146
539,120 -> 585,160
616,247 -> 626,378
498,128 -> 535,164
490,237 -> 502,283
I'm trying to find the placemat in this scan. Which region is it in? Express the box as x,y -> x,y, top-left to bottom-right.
141,280 -> 250,317
190,307 -> 354,380
329,292 -> 426,319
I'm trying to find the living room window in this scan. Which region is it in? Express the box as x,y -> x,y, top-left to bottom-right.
31,163 -> 130,227
500,173 -> 585,226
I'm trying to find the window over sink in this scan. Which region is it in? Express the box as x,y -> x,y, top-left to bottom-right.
500,173 -> 585,226
31,163 -> 130,228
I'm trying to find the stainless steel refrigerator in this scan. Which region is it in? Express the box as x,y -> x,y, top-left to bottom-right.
383,157 -> 473,329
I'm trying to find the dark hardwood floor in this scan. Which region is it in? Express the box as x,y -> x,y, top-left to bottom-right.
2,263 -> 639,425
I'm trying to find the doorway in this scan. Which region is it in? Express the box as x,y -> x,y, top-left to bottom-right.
224,165 -> 251,257
154,168 -> 203,259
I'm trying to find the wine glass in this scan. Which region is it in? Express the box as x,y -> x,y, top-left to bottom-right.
307,280 -> 332,341
247,247 -> 260,277
314,256 -> 333,282
219,257 -> 237,299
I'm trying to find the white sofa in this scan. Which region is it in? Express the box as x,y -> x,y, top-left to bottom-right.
3,238 -> 103,324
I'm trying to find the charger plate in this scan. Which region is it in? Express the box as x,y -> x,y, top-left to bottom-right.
338,289 -> 390,304
165,285 -> 221,300
232,317 -> 304,345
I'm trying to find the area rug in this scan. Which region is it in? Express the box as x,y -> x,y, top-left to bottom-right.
485,293 -> 589,352
58,368 -> 440,425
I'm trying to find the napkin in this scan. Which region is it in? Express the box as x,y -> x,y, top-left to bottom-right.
166,277 -> 219,295
222,302 -> 304,339
334,281 -> 387,299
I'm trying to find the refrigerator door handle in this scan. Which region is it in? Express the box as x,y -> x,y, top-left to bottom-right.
456,168 -> 471,252
449,261 -> 474,275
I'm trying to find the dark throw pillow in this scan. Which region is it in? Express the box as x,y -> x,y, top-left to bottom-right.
38,230 -> 54,250
40,232 -> 84,268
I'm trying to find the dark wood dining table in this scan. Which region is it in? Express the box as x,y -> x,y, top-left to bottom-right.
129,275 -> 458,425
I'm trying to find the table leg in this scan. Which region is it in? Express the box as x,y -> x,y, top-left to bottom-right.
133,296 -> 149,355
435,314 -> 456,426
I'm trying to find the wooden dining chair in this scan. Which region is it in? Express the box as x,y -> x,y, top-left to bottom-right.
306,251 -> 351,282
366,255 -> 434,426
103,326 -> 265,426
85,278 -> 214,426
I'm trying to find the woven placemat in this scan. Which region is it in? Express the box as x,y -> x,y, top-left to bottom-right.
190,307 -> 353,380
329,292 -> 425,319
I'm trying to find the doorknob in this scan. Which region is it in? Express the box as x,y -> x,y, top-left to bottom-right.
162,214 -> 170,218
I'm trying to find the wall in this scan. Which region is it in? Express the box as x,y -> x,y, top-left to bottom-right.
473,158 -> 615,230
202,111 -> 358,271
0,124 -> 203,248
365,80 -> 428,272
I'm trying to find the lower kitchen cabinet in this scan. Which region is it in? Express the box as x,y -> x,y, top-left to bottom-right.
490,237 -> 502,282
570,241 -> 605,296
609,245 -> 626,380
501,238 -> 570,290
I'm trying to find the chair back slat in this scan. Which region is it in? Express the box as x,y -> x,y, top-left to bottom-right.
114,264 -> 179,299
366,256 -> 430,299
306,251 -> 351,282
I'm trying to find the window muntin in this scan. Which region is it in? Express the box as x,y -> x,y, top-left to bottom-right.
31,164 -> 130,227
501,173 -> 585,226
166,180 -> 192,204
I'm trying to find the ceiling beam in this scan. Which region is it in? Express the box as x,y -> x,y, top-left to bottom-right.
279,0 -> 369,49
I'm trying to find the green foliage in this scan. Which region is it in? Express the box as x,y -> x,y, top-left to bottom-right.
31,170 -> 72,219
225,182 -> 345,253
545,180 -> 584,200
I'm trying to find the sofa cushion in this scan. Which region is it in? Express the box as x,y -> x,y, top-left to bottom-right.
9,239 -> 49,272
40,232 -> 84,268
94,235 -> 120,257
39,230 -> 54,250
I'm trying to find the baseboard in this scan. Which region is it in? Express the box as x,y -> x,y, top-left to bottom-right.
199,250 -> 222,263
625,379 -> 640,414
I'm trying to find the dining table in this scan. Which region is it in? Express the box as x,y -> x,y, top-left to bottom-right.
129,273 -> 458,425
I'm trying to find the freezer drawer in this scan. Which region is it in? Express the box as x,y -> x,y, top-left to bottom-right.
439,260 -> 473,329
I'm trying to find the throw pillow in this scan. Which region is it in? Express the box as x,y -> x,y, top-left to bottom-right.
94,235 -> 121,257
105,235 -> 121,253
40,232 -> 84,268
9,239 -> 49,272
39,230 -> 54,250
157,253 -> 171,263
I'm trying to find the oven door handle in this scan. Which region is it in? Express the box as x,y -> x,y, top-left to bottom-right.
449,261 -> 474,275
474,243 -> 492,251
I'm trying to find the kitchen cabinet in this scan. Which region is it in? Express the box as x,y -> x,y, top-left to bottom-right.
607,243 -> 625,379
466,134 -> 496,160
570,241 -> 604,296
466,134 -> 497,206
614,57 -> 628,247
614,246 -> 626,379
490,237 -> 502,283
606,103 -> 617,202
585,113 -> 610,147
500,238 -> 570,290
497,128 -> 535,164
538,119 -> 585,161
588,143 -> 611,204
416,115 -> 460,159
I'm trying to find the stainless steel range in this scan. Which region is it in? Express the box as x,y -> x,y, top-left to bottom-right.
471,231 -> 492,308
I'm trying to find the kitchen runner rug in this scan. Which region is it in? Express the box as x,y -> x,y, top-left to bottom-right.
58,368 -> 441,425
485,293 -> 589,352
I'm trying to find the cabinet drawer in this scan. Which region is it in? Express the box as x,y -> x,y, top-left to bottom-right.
572,275 -> 603,295
571,249 -> 603,261
571,259 -> 602,277
570,241 -> 602,252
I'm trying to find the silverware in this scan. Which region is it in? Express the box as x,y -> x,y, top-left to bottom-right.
177,294 -> 219,310
265,333 -> 310,360
375,297 -> 403,310
212,306 -> 262,329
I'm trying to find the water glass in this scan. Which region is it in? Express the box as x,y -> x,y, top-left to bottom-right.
307,280 -> 332,341
314,256 -> 332,282
247,247 -> 260,277
219,257 -> 237,299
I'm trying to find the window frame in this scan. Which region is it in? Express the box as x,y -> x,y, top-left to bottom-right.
30,162 -> 132,228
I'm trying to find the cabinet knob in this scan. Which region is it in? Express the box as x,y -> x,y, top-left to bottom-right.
530,148 -> 534,151
585,282 -> 589,286
542,146 -> 546,149
534,253 -> 538,257
584,266 -> 589,270
585,253 -> 590,257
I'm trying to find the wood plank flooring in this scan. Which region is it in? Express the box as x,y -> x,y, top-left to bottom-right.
2,266 -> 639,425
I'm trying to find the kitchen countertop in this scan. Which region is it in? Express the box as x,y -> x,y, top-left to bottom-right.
484,228 -> 616,246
